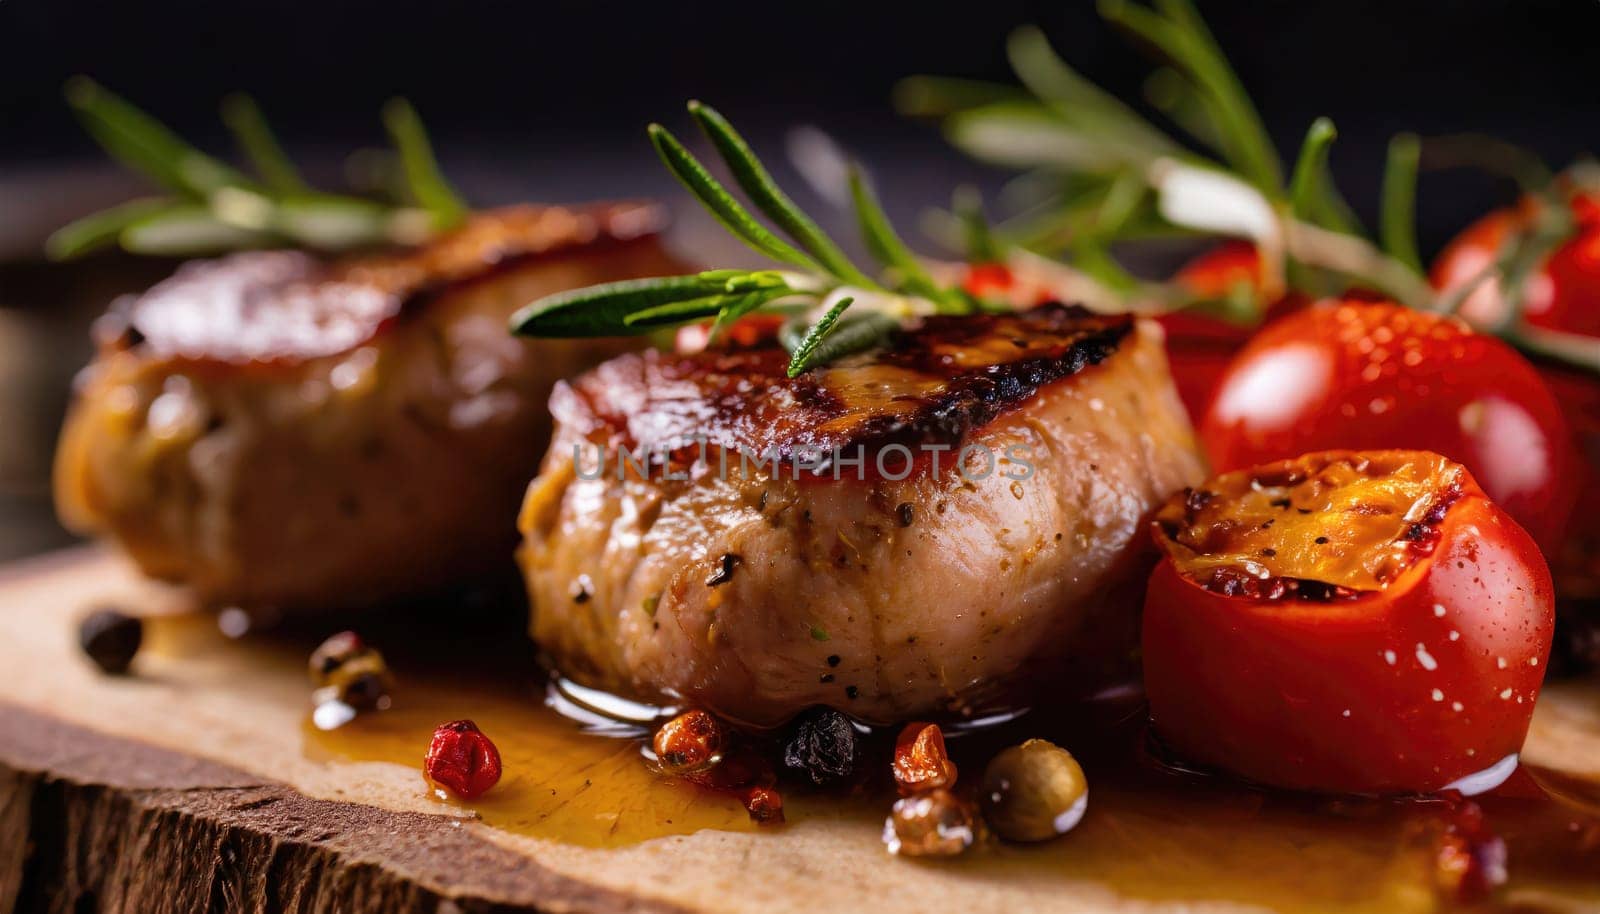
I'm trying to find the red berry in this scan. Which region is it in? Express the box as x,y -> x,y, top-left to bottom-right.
424,719 -> 502,800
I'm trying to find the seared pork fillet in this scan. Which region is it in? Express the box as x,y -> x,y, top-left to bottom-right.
56,204 -> 683,611
518,306 -> 1207,726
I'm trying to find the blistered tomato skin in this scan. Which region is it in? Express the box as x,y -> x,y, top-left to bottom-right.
1143,453 -> 1555,795
1200,301 -> 1578,552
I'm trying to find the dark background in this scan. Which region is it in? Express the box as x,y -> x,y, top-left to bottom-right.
1,0 -> 1597,559
6,1 -> 1600,245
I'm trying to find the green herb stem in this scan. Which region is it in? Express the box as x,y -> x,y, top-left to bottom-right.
849,168 -> 964,312
511,274 -> 736,337
46,198 -> 180,261
1287,118 -> 1337,225
381,98 -> 468,228
66,76 -> 252,198
221,94 -> 309,194
1005,25 -> 1181,162
786,296 -> 855,377
648,123 -> 821,271
688,101 -> 875,287
1098,0 -> 1281,192
1380,133 -> 1424,274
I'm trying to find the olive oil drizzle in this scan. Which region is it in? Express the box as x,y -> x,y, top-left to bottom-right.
143,606 -> 1600,911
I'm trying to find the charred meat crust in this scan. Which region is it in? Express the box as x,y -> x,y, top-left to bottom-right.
554,304 -> 1133,461
94,203 -> 667,366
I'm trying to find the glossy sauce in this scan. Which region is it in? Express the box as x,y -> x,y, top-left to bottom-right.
150,605 -> 1600,912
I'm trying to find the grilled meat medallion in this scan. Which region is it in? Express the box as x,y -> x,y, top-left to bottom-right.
55,204 -> 683,611
518,307 -> 1207,726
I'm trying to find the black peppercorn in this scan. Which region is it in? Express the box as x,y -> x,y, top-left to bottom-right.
78,608 -> 142,675
896,503 -> 915,527
781,707 -> 858,785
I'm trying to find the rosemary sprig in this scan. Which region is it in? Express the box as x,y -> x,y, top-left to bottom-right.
382,98 -> 469,227
785,296 -> 855,375
44,197 -> 181,261
894,1 -> 1374,300
647,123 -> 819,270
1287,118 -> 1360,236
899,5 -> 1599,377
66,76 -> 252,198
513,273 -> 780,336
1379,133 -> 1423,273
787,306 -> 901,378
220,94 -> 308,195
848,168 -> 963,312
688,102 -> 873,287
49,78 -> 462,260
512,102 -> 975,375
1098,0 -> 1281,192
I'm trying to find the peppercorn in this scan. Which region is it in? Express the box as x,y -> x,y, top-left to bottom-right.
743,785 -> 785,824
882,788 -> 977,857
892,722 -> 958,795
78,608 -> 142,675
679,740 -> 785,825
309,630 -> 366,683
980,739 -> 1089,842
653,710 -> 726,776
781,707 -> 858,785
308,631 -> 393,711
424,719 -> 503,800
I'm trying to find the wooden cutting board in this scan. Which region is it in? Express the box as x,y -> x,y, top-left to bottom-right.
3,547 -> 1598,914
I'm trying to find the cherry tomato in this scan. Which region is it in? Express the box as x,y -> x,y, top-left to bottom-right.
674,313 -> 787,353
1432,192 -> 1600,338
1160,242 -> 1306,420
1143,450 -> 1554,794
1200,300 -> 1579,552
1172,242 -> 1272,318
1435,195 -> 1600,607
958,261 -> 1057,309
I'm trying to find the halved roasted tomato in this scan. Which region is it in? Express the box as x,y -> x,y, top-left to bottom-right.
1143,450 -> 1554,795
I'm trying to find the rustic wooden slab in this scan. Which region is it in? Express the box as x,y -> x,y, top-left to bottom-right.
2,547 -> 1598,914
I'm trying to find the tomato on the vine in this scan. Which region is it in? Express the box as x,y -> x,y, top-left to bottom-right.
1143,450 -> 1554,794
1435,194 -> 1600,606
1432,192 -> 1600,339
1200,300 -> 1579,553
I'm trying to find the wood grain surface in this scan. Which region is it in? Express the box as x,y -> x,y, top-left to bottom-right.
2,548 -> 1597,914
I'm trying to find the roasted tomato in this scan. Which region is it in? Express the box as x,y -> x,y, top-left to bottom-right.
1200,300 -> 1579,552
1432,192 -> 1600,339
1143,450 -> 1555,794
